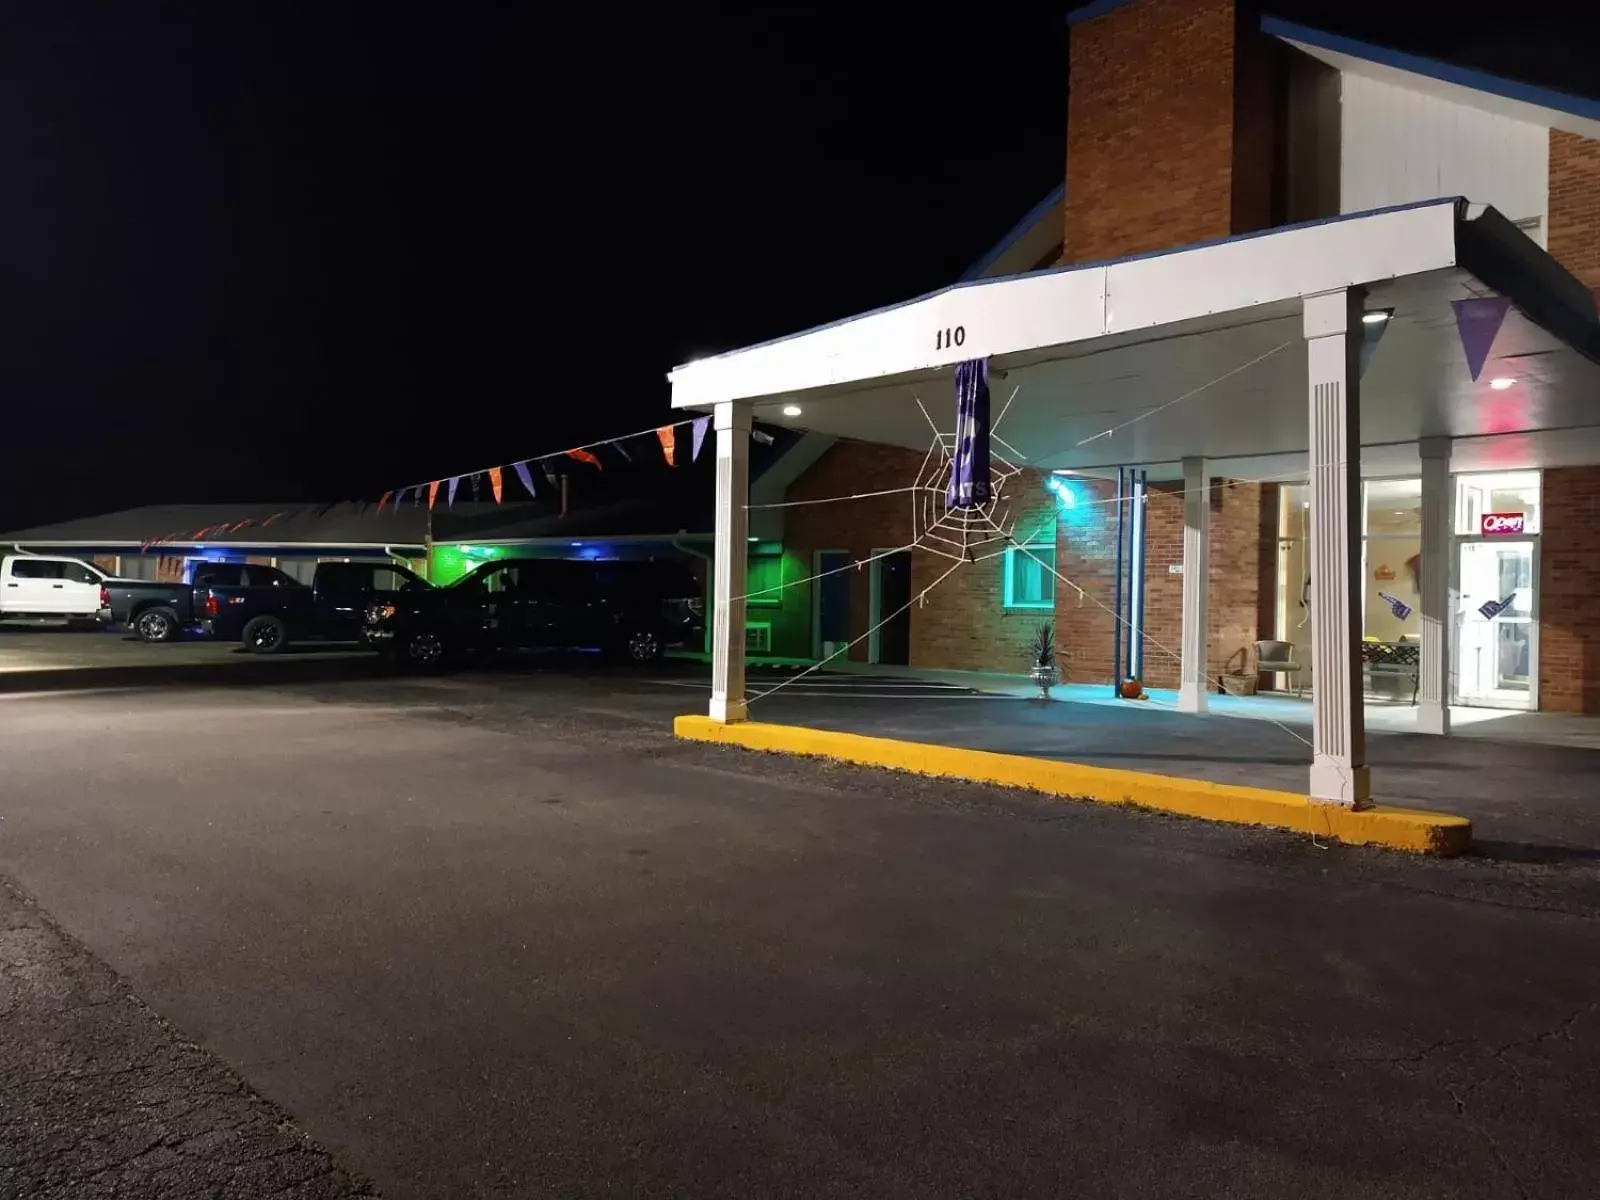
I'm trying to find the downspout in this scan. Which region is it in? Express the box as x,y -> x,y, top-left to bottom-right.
1129,470 -> 1148,682
1112,469 -> 1125,697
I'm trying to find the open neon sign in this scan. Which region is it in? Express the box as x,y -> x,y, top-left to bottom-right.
1480,512 -> 1526,535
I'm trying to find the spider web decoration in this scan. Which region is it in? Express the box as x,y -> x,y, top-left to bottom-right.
910,399 -> 1027,564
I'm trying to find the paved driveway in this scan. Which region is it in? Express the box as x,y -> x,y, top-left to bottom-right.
0,667 -> 1597,1198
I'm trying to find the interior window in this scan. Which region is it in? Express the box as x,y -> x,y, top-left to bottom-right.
60,562 -> 101,585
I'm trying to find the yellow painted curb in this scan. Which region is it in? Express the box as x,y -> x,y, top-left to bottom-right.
674,715 -> 1472,856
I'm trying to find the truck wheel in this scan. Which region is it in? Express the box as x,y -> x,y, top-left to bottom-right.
134,607 -> 181,643
622,629 -> 662,664
242,615 -> 290,656
401,632 -> 445,670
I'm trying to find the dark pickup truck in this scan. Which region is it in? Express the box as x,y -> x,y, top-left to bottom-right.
107,560 -> 431,650
205,560 -> 431,654
106,562 -> 303,643
362,557 -> 701,668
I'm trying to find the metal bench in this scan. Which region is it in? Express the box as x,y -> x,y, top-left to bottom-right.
1361,639 -> 1419,704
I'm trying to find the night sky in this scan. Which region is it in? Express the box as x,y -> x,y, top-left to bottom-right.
2,2 -> 1594,530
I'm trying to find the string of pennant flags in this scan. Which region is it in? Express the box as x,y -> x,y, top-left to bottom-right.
141,414 -> 776,549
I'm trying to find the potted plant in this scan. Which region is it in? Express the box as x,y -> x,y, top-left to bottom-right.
1029,622 -> 1057,697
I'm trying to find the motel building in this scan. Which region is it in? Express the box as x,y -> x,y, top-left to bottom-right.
668,1 -> 1600,810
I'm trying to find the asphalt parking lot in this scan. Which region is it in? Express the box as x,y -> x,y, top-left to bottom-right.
0,652 -> 1597,1199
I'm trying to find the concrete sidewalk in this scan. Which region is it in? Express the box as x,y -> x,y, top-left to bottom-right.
743,686 -> 1600,855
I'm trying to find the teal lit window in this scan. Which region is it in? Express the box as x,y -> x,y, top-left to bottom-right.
1003,543 -> 1056,610
747,555 -> 784,608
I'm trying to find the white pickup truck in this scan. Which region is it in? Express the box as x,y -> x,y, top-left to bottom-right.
0,554 -> 112,624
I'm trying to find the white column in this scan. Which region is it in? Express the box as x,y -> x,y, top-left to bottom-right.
1304,290 -> 1371,808
709,402 -> 751,723
1417,437 -> 1451,734
1178,456 -> 1209,713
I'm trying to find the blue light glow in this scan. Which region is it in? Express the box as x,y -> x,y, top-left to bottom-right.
1046,476 -> 1077,509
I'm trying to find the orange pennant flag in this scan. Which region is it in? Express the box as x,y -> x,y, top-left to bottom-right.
566,448 -> 602,470
377,490 -> 393,514
488,466 -> 503,503
655,425 -> 676,467
428,480 -> 440,510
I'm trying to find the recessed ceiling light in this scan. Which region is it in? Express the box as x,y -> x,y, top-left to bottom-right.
1489,377 -> 1515,390
1362,311 -> 1390,324
781,404 -> 802,417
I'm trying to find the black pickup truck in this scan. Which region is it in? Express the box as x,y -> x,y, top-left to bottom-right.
105,562 -> 303,643
362,557 -> 701,668
106,561 -> 431,650
205,560 -> 431,654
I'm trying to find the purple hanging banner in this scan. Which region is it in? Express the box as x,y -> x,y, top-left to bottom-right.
513,460 -> 536,497
446,476 -> 460,506
1451,296 -> 1511,381
946,358 -> 991,510
691,416 -> 711,462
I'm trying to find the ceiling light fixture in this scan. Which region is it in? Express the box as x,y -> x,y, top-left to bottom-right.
1361,311 -> 1390,325
1489,377 -> 1516,390
781,404 -> 802,417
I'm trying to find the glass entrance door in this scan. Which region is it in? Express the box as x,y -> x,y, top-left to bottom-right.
1456,540 -> 1536,708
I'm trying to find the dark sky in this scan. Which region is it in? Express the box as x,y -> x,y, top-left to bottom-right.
1,2 -> 1592,529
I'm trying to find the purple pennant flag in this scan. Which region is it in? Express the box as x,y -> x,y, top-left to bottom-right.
1478,592 -> 1518,620
446,476 -> 460,506
513,460 -> 536,497
393,486 -> 410,508
1451,296 -> 1511,381
1377,591 -> 1413,622
691,416 -> 711,462
947,358 -> 992,509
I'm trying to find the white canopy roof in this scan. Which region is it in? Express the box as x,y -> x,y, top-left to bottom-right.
669,200 -> 1600,480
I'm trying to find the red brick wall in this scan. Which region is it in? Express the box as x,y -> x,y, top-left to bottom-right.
1548,131 -> 1600,287
1049,475 -> 1270,688
1539,466 -> 1600,713
784,440 -> 1051,673
1064,0 -> 1238,262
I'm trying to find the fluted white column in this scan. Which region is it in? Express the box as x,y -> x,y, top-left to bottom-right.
1417,437 -> 1451,734
709,402 -> 751,723
1304,290 -> 1371,808
1178,456 -> 1209,713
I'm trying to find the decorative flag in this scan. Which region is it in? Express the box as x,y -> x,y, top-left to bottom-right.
428,480 -> 440,510
691,415 -> 711,462
513,461 -> 536,497
567,448 -> 602,470
377,491 -> 394,514
488,465 -> 503,503
394,487 -> 410,509
947,358 -> 992,509
1478,592 -> 1518,620
447,476 -> 460,506
262,512 -> 287,527
656,425 -> 677,466
1377,591 -> 1413,622
1451,296 -> 1511,381
470,473 -> 481,500
613,440 -> 632,462
542,464 -> 559,491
